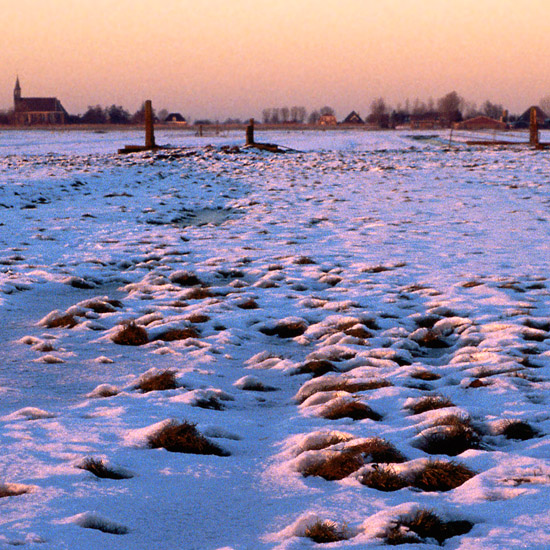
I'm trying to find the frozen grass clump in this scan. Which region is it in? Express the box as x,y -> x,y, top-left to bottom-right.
410,369 -> 441,381
169,270 -> 202,286
74,513 -> 129,535
152,327 -> 199,342
384,509 -> 473,545
148,420 -> 229,456
87,384 -> 118,398
296,376 -> 392,403
359,466 -> 409,492
304,520 -> 348,543
0,483 -> 32,498
411,460 -> 475,491
499,419 -> 538,440
417,416 -> 481,456
111,321 -> 148,346
303,451 -> 364,480
40,310 -> 79,328
137,370 -> 178,393
260,317 -> 308,338
349,438 -> 407,464
406,395 -> 454,415
77,458 -> 133,480
234,375 -> 277,392
293,360 -> 339,378
322,399 -> 382,421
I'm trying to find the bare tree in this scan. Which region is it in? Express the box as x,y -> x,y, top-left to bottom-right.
482,100 -> 504,120
437,91 -> 463,126
281,107 -> 290,123
539,96 -> 550,116
320,106 -> 335,116
369,97 -> 389,127
262,108 -> 271,124
308,110 -> 320,124
271,108 -> 280,124
157,108 -> 169,122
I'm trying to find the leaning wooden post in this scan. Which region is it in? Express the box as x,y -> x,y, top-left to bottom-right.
529,106 -> 539,148
145,100 -> 155,148
246,118 -> 255,145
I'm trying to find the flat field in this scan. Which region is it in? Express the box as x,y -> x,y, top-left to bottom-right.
1,129 -> 550,549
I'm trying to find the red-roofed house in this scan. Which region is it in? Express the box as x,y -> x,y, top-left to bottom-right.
454,116 -> 508,130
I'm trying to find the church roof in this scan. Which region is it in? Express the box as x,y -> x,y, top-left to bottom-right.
16,97 -> 66,113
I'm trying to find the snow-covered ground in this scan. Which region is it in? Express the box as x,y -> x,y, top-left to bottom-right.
1,129 -> 550,549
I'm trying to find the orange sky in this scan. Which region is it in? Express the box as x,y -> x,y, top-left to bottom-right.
2,0 -> 549,119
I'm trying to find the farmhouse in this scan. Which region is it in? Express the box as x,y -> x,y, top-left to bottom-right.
13,77 -> 68,125
342,111 -> 364,124
454,116 -> 508,130
318,114 -> 337,126
165,113 -> 187,125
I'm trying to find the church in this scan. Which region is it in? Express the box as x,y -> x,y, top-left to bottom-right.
13,77 -> 68,125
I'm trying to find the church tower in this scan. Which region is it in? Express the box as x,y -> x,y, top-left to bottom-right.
14,76 -> 21,105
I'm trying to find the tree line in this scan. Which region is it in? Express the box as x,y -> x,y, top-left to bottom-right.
1,91 -> 549,127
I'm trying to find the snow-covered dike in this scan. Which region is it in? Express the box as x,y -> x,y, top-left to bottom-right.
1,130 -> 550,549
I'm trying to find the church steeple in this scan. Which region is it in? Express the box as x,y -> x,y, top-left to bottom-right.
14,76 -> 21,103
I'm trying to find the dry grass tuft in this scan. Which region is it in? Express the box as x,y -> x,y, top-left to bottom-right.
303,451 -> 364,480
412,460 -> 475,491
184,287 -> 213,300
294,256 -> 316,265
45,313 -> 79,329
294,360 -> 339,378
193,395 -> 225,410
349,438 -> 407,464
79,515 -> 129,535
170,271 -> 202,286
418,416 -> 481,456
500,420 -> 538,440
359,466 -> 409,492
385,509 -> 473,545
261,319 -> 308,338
410,369 -> 441,381
148,420 -> 229,456
237,298 -> 259,310
415,329 -> 450,348
111,322 -> 148,346
153,327 -> 199,342
137,370 -> 178,393
0,484 -> 31,498
185,313 -> 210,323
407,395 -> 454,415
304,520 -> 347,543
78,458 -> 133,480
322,400 -> 382,421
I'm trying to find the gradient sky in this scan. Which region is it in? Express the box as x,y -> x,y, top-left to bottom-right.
2,0 -> 549,120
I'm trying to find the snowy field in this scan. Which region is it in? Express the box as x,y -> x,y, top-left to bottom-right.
1,129 -> 550,549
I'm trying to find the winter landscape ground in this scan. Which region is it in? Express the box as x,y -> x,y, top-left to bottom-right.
1,128 -> 550,549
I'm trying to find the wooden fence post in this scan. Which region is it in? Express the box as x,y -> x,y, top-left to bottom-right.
145,100 -> 155,148
246,118 -> 255,145
529,106 -> 539,148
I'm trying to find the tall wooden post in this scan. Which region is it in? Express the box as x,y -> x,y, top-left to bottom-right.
246,118 -> 255,145
529,106 -> 539,148
145,100 -> 155,148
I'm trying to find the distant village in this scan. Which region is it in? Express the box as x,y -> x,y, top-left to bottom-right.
2,78 -> 550,131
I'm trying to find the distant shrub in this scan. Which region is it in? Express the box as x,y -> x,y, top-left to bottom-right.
137,370 -> 178,393
111,322 -> 148,346
411,460 -> 475,492
359,466 -> 408,492
78,458 -> 133,480
304,520 -> 347,543
407,395 -> 454,415
148,420 -> 229,456
385,509 -> 473,545
322,400 -> 382,421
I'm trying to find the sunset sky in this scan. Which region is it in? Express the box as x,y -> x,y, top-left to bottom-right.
2,0 -> 549,120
